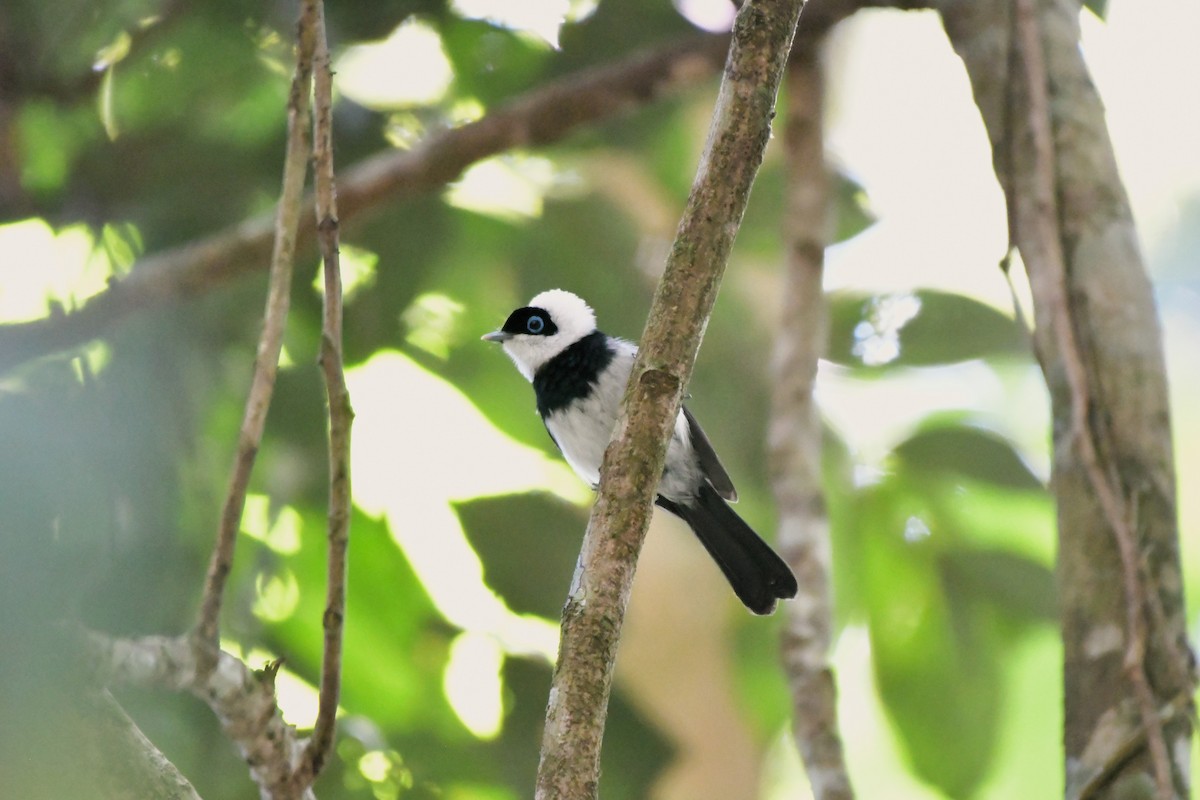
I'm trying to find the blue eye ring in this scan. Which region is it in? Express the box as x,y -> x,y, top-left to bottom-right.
526,315 -> 545,334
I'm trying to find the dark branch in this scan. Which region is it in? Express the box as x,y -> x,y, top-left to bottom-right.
0,34 -> 731,375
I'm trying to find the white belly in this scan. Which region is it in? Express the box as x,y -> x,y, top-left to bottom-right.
544,362 -> 699,502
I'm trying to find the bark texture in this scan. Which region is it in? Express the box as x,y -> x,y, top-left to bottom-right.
533,1 -> 807,797
91,633 -> 313,799
80,690 -> 203,800
939,0 -> 1194,796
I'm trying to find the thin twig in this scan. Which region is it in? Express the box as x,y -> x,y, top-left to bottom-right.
532,1 -> 807,797
1012,0 -> 1171,795
771,44 -> 854,800
192,0 -> 318,660
294,0 -> 352,786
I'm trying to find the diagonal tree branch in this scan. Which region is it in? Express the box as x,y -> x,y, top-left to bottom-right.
81,689 -> 204,800
771,40 -> 854,800
0,34 -> 731,375
191,0 -> 318,661
533,1 -> 807,797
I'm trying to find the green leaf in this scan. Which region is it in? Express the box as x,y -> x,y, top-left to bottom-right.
847,479 -> 1010,797
455,493 -> 587,618
1083,0 -> 1108,19
939,547 -> 1057,625
265,508 -> 450,734
865,533 -> 1004,797
832,169 -> 876,244
827,290 -> 1028,368
100,222 -> 144,275
440,18 -> 552,105
17,102 -> 99,194
893,423 -> 1044,491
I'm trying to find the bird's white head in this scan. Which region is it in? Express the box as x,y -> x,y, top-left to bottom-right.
482,289 -> 598,381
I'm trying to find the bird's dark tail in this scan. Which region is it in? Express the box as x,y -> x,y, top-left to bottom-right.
657,485 -> 798,615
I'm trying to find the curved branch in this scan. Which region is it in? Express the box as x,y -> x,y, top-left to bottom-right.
0,34 -> 730,375
1010,2 -> 1169,794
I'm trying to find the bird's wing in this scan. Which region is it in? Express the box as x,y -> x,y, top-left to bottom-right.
682,405 -> 738,502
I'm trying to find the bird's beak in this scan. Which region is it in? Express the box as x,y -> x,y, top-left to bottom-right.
481,330 -> 510,343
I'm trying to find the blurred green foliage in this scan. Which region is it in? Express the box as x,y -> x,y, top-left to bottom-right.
2,0 -> 1167,798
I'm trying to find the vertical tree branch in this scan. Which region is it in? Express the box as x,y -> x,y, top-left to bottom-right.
295,0 -> 353,787
193,1 -> 318,657
1009,2 -> 1170,794
770,42 -> 854,800
939,0 -> 1194,795
533,1 -> 807,797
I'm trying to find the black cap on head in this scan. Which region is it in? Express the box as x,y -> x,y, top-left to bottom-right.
501,307 -> 559,338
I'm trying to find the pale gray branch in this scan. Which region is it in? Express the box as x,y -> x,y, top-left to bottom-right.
81,690 -> 204,800
770,42 -> 853,800
90,633 -> 312,800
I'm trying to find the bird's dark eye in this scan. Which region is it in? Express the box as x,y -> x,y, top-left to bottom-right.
526,315 -> 545,334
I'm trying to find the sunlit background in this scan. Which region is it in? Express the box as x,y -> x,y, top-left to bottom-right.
0,0 -> 1196,797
